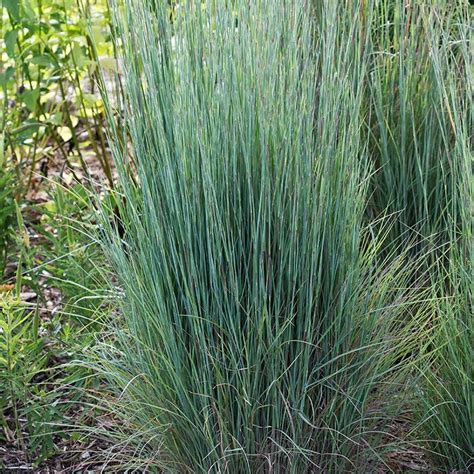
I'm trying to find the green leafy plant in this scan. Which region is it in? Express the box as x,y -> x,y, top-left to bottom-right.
1,0 -> 114,192
27,183 -> 109,332
0,293 -> 47,455
0,0 -> 116,467
0,186 -> 111,464
0,165 -> 14,276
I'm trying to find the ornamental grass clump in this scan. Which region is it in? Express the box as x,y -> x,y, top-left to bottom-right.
95,1 -> 429,471
417,252 -> 473,471
367,2 -> 471,256
366,3 -> 472,469
411,8 -> 472,465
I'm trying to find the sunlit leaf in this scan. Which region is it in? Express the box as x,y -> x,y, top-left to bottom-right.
3,0 -> 20,22
57,126 -> 72,142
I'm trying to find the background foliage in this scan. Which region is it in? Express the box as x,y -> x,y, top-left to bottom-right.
1,0 -> 113,467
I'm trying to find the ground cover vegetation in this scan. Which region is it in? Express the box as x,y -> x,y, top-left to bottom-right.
1,0 -> 115,468
0,0 -> 472,471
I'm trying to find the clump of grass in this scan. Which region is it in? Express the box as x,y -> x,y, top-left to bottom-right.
366,1 -> 471,256
364,2 -> 472,469
93,1 -> 431,471
412,7 -> 472,465
416,255 -> 473,471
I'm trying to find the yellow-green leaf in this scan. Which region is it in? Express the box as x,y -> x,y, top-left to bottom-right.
57,126 -> 72,142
